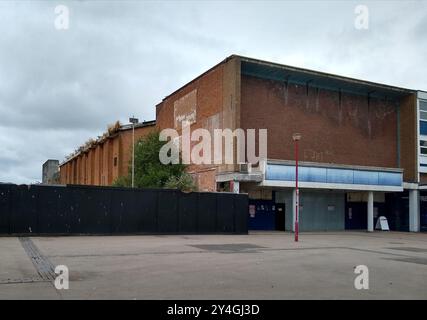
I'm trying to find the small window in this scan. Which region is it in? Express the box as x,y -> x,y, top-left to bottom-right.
420,140 -> 427,156
114,157 -> 118,167
420,121 -> 427,135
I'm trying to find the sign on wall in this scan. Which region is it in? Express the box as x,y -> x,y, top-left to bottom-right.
174,89 -> 197,129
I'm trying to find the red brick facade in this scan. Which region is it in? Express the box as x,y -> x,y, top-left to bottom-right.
60,55 -> 418,190
60,123 -> 155,186
240,75 -> 399,168
154,56 -> 416,191
156,57 -> 241,191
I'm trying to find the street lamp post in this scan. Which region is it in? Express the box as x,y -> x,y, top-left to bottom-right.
129,117 -> 139,188
292,133 -> 302,242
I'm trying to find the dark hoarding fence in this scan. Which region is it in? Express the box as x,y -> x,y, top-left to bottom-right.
0,184 -> 12,234
0,184 -> 248,235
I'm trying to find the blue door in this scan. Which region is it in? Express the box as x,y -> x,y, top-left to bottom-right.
345,202 -> 367,230
248,200 -> 275,230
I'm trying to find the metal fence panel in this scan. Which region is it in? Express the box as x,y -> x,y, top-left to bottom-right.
0,184 -> 248,235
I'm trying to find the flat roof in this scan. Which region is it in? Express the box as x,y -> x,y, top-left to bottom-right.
161,54 -> 417,102
238,55 -> 415,99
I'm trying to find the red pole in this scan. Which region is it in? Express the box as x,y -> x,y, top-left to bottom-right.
295,139 -> 299,242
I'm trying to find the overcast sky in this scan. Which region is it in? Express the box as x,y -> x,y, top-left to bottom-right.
0,0 -> 426,184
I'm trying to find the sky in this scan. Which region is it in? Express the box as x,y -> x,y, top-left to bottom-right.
0,0 -> 426,184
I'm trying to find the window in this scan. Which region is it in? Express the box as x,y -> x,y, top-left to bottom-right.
114,157 -> 118,167
420,100 -> 427,120
420,100 -> 427,136
420,140 -> 427,156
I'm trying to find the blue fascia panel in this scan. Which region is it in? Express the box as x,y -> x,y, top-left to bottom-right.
265,164 -> 295,181
352,170 -> 379,185
299,167 -> 327,183
326,168 -> 354,184
378,171 -> 402,186
265,164 -> 402,187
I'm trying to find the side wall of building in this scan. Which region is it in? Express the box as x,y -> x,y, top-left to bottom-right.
240,75 -> 399,168
399,93 -> 418,182
59,125 -> 154,186
155,57 -> 241,192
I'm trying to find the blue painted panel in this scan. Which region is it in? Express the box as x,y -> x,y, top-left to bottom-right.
299,167 -> 327,183
265,164 -> 294,181
265,164 -> 402,187
378,172 -> 401,186
420,121 -> 427,135
326,168 -> 354,184
353,170 -> 379,185
266,164 -> 328,182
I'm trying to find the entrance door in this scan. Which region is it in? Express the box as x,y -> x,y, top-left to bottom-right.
345,202 -> 367,230
248,199 -> 275,230
275,204 -> 285,231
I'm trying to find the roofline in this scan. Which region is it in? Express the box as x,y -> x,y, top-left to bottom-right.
160,55 -> 237,103
157,54 -> 417,107
119,119 -> 156,132
236,54 -> 416,94
60,120 -> 156,166
43,159 -> 59,164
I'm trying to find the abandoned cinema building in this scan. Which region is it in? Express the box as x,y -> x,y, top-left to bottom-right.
59,55 -> 427,233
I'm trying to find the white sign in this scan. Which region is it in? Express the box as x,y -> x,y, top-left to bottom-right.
375,216 -> 390,231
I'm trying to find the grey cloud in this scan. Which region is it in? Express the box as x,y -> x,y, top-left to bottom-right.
0,0 -> 426,183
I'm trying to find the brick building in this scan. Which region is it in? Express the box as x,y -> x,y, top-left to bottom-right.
60,55 -> 426,232
155,55 -> 425,232
60,120 -> 155,186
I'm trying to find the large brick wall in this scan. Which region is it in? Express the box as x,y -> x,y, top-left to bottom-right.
399,93 -> 418,182
240,75 -> 399,168
60,124 -> 155,186
60,56 -> 416,190
155,56 -> 241,191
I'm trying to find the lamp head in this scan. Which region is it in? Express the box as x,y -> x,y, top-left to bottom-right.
129,117 -> 139,124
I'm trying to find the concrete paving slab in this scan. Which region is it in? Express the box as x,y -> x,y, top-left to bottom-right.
0,232 -> 426,299
0,237 -> 39,282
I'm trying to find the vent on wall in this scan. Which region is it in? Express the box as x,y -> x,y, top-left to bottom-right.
239,163 -> 252,173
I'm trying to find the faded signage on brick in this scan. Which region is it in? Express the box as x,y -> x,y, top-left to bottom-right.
174,89 -> 197,129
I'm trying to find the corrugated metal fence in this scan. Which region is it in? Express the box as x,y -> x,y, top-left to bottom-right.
0,184 -> 248,235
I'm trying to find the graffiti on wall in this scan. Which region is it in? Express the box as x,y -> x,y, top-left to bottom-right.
174,89 -> 197,129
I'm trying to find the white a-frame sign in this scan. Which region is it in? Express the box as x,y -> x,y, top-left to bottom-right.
375,216 -> 390,231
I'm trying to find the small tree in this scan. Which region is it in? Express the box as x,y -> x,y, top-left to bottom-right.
164,173 -> 197,192
112,131 -> 197,191
112,175 -> 131,188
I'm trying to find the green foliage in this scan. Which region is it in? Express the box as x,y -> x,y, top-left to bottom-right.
112,175 -> 131,188
134,130 -> 186,188
164,173 -> 197,192
113,130 -> 194,191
